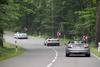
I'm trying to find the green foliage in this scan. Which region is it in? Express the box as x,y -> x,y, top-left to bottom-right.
0,0 -> 96,42
74,7 -> 96,41
90,42 -> 100,57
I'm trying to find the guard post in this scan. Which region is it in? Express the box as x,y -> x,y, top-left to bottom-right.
15,40 -> 18,53
98,42 -> 100,52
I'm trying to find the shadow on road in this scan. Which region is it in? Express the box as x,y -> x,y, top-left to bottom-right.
66,54 -> 91,57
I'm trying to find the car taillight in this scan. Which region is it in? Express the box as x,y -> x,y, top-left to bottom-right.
68,46 -> 72,48
57,39 -> 59,41
48,40 -> 50,42
84,46 -> 89,48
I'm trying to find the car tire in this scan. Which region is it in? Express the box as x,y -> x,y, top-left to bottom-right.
66,53 -> 69,57
26,37 -> 28,39
57,43 -> 60,46
44,43 -> 46,46
86,53 -> 90,57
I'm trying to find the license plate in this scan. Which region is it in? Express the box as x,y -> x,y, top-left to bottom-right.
72,46 -> 82,48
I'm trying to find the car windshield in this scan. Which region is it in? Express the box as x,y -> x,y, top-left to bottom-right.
74,41 -> 81,44
47,37 -> 58,39
71,40 -> 86,44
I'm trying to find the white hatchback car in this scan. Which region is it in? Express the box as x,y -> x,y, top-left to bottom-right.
44,37 -> 60,46
14,32 -> 28,39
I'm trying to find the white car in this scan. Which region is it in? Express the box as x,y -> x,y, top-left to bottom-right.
44,37 -> 60,46
14,32 -> 28,39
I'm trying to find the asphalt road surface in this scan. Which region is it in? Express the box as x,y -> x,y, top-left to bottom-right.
0,33 -> 100,67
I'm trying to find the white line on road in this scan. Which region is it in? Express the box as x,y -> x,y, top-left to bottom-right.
47,63 -> 52,67
47,47 -> 58,67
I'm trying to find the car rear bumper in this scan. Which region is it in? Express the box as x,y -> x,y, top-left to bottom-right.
17,37 -> 28,39
66,50 -> 90,54
47,43 -> 60,46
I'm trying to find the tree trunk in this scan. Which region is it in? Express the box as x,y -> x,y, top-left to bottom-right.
0,28 -> 3,47
96,0 -> 100,47
0,0 -> 8,48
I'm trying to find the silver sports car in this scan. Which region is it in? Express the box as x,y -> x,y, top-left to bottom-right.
65,40 -> 90,57
44,37 -> 60,46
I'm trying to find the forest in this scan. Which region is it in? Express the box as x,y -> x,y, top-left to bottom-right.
0,0 -> 100,47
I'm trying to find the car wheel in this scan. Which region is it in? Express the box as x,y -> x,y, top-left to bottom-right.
58,43 -> 60,46
44,43 -> 46,46
47,44 -> 49,46
66,53 -> 69,57
85,53 -> 90,57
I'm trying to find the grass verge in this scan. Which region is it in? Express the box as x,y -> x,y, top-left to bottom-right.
0,42 -> 24,61
90,42 -> 100,57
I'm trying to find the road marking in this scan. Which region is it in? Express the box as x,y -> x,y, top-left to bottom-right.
47,48 -> 58,67
47,63 -> 52,67
92,53 -> 100,61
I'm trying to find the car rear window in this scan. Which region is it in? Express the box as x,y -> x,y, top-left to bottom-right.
70,41 -> 86,44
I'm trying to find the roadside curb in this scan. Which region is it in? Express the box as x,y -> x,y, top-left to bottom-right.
91,53 -> 100,61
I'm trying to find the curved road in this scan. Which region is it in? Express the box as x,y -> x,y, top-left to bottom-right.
0,33 -> 100,67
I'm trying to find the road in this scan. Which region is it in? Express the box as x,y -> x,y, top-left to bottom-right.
0,33 -> 100,67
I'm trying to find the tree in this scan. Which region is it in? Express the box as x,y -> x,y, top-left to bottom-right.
96,0 -> 100,46
0,0 -> 8,47
0,0 -> 96,46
